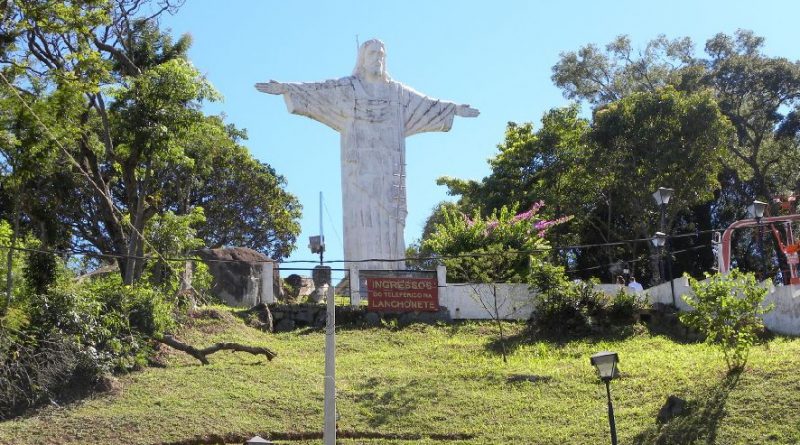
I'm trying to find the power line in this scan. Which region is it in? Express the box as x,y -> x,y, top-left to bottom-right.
322,198 -> 343,252
0,67 -> 783,273
0,70 -> 194,289
563,243 -> 710,274
0,235 -> 714,267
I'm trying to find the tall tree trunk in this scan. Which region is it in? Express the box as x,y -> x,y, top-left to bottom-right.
123,207 -> 147,285
3,201 -> 19,314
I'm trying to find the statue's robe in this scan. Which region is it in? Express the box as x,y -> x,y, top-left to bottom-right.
280,76 -> 458,269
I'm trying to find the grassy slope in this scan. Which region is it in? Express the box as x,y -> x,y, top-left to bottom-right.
0,309 -> 799,445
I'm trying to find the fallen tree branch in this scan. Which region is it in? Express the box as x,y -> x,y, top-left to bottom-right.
156,335 -> 277,365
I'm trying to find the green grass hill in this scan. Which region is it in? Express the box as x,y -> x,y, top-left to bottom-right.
1,308 -> 799,444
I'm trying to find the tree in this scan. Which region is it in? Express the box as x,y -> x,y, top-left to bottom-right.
552,34 -> 695,106
437,106 -> 595,268
0,1 -> 301,284
421,202 -> 569,284
702,30 -> 800,201
179,118 -> 301,258
589,87 -> 733,281
681,270 -> 773,372
552,31 -> 800,280
434,89 -> 731,284
439,105 -> 593,219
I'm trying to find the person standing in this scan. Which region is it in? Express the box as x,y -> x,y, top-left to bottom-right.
628,276 -> 644,292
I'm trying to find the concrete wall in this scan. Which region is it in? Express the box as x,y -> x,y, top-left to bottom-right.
755,285 -> 800,336
440,283 -> 534,320
619,277 -> 800,336
437,277 -> 800,335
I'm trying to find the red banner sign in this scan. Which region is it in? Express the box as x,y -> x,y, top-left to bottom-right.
366,277 -> 439,312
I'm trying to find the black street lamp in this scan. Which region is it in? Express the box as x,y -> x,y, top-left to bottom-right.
591,351 -> 620,445
747,200 -> 768,280
652,187 -> 674,227
652,187 -> 676,306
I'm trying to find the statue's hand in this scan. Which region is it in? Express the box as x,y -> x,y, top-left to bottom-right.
255,80 -> 286,95
456,104 -> 480,118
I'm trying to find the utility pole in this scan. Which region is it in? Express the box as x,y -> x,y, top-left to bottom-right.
323,280 -> 336,444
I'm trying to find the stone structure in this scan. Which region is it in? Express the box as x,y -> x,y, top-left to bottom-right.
256,39 -> 478,269
250,303 -> 452,332
195,247 -> 280,307
309,265 -> 332,304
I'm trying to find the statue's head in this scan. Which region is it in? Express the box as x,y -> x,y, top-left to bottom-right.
353,39 -> 389,82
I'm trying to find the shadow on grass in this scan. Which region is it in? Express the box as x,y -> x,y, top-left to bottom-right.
481,309 -> 714,358
631,370 -> 741,445
351,376 -> 438,429
484,322 -> 645,356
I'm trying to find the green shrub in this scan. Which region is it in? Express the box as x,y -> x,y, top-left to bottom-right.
1,255 -> 180,418
681,270 -> 773,371
83,276 -> 176,370
22,274 -> 176,373
608,288 -> 646,325
533,281 -> 645,335
533,282 -> 589,334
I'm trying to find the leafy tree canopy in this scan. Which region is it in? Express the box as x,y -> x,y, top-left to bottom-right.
0,0 -> 301,283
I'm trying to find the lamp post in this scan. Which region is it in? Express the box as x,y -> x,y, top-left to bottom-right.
652,188 -> 676,307
651,232 -> 669,303
590,351 -> 620,445
747,200 -> 768,280
652,188 -> 673,228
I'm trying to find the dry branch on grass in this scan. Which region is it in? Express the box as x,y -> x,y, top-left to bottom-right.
156,335 -> 277,365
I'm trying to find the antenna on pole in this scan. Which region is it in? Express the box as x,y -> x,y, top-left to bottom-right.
355,34 -> 360,49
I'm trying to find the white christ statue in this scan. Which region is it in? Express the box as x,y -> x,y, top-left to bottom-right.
256,39 -> 478,270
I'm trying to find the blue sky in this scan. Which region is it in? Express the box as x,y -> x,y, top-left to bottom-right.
161,1 -> 800,276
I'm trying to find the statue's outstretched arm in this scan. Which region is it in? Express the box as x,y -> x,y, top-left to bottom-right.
456,104 -> 480,118
255,80 -> 286,95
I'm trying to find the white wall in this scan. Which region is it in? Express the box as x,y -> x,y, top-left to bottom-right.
437,277 -> 800,335
645,278 -> 694,311
640,278 -> 800,335
440,283 -> 534,320
761,285 -> 800,336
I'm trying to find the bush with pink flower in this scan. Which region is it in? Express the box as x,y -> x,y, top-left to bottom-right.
421,202 -> 572,284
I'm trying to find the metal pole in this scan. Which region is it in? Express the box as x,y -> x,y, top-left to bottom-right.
757,221 -> 767,280
665,235 -> 676,307
323,281 -> 336,444
660,204 -> 677,307
658,204 -> 666,285
319,192 -> 324,266
667,249 -> 676,307
605,379 -> 618,445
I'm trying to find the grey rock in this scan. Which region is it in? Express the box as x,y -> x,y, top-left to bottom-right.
657,395 -> 688,424
195,247 -> 279,307
284,274 -> 303,303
